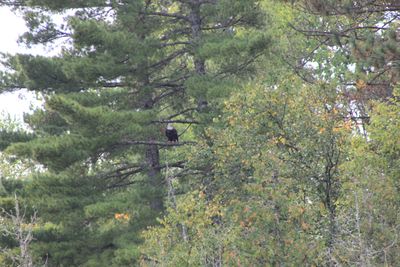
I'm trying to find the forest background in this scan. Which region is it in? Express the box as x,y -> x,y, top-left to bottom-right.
0,0 -> 399,266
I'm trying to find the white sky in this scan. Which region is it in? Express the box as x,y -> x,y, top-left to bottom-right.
0,7 -> 42,123
0,7 -> 27,54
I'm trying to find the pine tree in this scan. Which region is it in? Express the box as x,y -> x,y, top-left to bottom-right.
281,0 -> 400,111
0,0 -> 269,265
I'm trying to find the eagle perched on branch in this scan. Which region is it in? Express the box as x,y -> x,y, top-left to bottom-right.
165,124 -> 178,142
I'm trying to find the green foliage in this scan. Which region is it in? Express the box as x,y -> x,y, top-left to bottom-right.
143,72 -> 350,265
0,0 -> 399,266
0,130 -> 34,151
1,0 -> 269,265
335,90 -> 400,265
5,55 -> 83,91
142,50 -> 399,265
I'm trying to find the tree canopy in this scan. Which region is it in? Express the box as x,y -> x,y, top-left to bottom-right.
0,0 -> 399,266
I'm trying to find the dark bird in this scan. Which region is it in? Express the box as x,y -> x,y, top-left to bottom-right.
165,124 -> 178,142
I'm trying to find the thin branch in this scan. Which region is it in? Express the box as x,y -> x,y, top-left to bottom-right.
166,107 -> 198,120
120,140 -> 197,147
165,162 -> 189,242
152,87 -> 184,104
100,81 -> 126,88
160,27 -> 192,41
160,41 -> 191,47
96,162 -> 186,189
107,180 -> 145,189
142,11 -> 190,22
149,49 -> 188,70
179,123 -> 193,137
151,119 -> 199,124
152,82 -> 184,89
199,0 -> 217,4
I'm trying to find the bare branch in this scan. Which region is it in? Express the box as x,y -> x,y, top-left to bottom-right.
0,194 -> 36,267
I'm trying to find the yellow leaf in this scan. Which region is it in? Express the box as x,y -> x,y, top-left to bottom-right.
343,120 -> 352,130
356,79 -> 367,90
301,222 -> 310,231
277,136 -> 286,144
199,191 -> 206,199
115,212 -> 130,221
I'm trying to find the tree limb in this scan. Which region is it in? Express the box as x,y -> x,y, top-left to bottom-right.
151,119 -> 199,124
120,140 -> 197,147
142,11 -> 190,22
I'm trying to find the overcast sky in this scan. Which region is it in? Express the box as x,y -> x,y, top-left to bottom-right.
0,7 -> 42,122
0,7 -> 27,54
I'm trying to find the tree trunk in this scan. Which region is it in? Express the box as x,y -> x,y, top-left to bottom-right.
189,1 -> 206,75
140,71 -> 163,213
146,139 -> 163,212
325,174 -> 338,267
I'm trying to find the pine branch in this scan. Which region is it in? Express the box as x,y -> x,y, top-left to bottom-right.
150,49 -> 188,69
121,140 -> 197,147
102,161 -> 187,188
152,87 -> 184,104
142,11 -> 190,22
160,41 -> 191,48
100,160 -> 187,180
0,1 -> 24,7
165,107 -> 198,119
160,27 -> 192,41
289,23 -> 390,38
202,16 -> 242,31
100,82 -> 126,88
151,119 -> 199,124
107,180 -> 145,189
199,0 -> 217,4
152,82 -> 184,88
